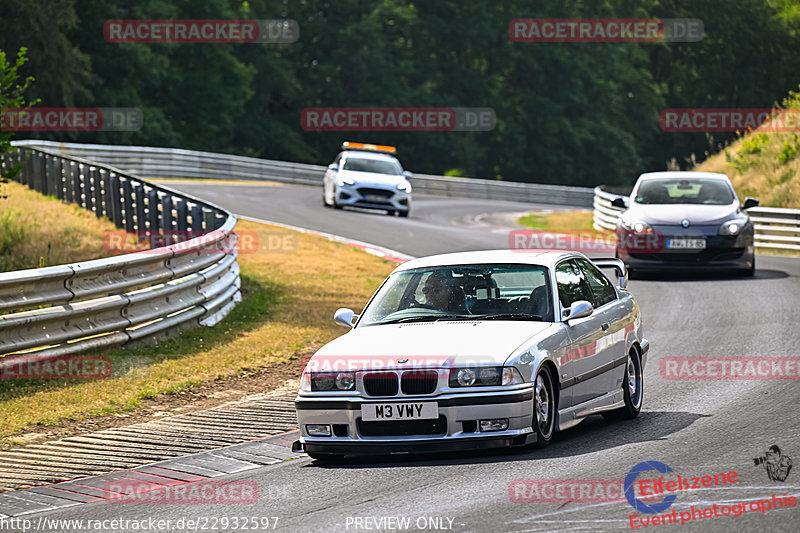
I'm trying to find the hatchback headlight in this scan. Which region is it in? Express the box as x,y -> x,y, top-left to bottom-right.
308,372 -> 355,391
719,219 -> 744,235
397,181 -> 411,192
337,175 -> 355,186
621,220 -> 653,234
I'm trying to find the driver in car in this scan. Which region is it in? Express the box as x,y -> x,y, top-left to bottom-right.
421,272 -> 452,310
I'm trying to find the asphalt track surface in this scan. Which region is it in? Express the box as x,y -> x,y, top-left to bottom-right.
21,182 -> 800,532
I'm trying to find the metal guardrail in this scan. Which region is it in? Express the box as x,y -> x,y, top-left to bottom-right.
593,186 -> 800,252
12,141 -> 596,208
0,146 -> 242,358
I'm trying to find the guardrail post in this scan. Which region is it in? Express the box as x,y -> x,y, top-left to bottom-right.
109,174 -> 123,228
20,150 -> 30,186
148,189 -> 160,232
35,152 -> 45,193
122,179 -> 134,231
90,167 -> 103,215
190,204 -> 203,231
95,169 -> 107,217
64,162 -> 75,203
81,167 -> 92,211
203,208 -> 216,231
54,157 -> 65,200
134,184 -> 146,231
176,199 -> 188,233
44,154 -> 54,196
161,195 -> 174,232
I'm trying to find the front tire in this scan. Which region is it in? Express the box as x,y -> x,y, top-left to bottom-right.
532,365 -> 556,448
603,348 -> 643,420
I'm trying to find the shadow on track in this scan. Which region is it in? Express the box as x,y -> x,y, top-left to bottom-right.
303,410 -> 709,469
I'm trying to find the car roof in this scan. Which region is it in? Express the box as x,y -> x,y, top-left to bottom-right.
637,171 -> 731,182
394,250 -> 587,272
340,150 -> 400,162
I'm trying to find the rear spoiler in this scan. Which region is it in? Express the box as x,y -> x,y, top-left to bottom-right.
592,258 -> 628,290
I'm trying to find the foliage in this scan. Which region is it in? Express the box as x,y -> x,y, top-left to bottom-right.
0,0 -> 799,187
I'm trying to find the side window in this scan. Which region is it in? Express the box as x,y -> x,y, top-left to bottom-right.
555,261 -> 592,309
577,259 -> 617,308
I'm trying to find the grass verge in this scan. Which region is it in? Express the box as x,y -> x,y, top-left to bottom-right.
517,210 -> 611,240
695,86 -> 800,209
0,219 -> 395,448
0,179 -> 122,270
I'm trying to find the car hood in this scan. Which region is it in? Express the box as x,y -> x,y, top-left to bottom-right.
308,321 -> 555,371
339,170 -> 405,186
624,202 -> 741,225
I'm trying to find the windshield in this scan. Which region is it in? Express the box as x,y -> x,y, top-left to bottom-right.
359,264 -> 553,325
342,157 -> 402,175
634,178 -> 735,205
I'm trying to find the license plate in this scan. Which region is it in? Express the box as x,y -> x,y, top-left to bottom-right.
364,194 -> 387,202
666,238 -> 706,249
361,402 -> 438,421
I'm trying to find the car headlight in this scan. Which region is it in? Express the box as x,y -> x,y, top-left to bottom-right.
450,366 -> 520,387
308,372 -> 355,391
397,181 -> 411,192
719,219 -> 744,235
621,220 -> 653,234
337,176 -> 355,186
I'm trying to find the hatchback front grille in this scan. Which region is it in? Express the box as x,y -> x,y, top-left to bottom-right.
357,187 -> 393,199
401,370 -> 438,395
363,372 -> 399,396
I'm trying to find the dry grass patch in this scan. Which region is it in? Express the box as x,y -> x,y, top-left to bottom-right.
0,220 -> 395,447
0,179 -> 123,271
517,210 -> 611,239
695,88 -> 800,209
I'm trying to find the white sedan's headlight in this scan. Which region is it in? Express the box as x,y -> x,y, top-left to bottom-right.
397,181 -> 412,192
719,219 -> 744,235
337,175 -> 355,186
449,366 -> 523,387
302,372 -> 356,391
621,219 -> 653,234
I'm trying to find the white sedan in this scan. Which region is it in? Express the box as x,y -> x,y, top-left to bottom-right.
292,250 -> 649,459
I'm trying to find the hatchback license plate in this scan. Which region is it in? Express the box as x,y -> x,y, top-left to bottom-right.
361,402 -> 438,421
364,194 -> 387,202
667,238 -> 706,249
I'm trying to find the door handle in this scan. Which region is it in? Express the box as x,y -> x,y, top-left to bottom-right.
601,323 -> 610,331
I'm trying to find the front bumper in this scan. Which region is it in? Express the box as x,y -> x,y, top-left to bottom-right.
336,182 -> 410,212
616,225 -> 754,271
293,388 -> 534,456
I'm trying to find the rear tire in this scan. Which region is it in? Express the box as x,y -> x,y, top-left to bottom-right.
531,365 -> 556,448
602,348 -> 643,420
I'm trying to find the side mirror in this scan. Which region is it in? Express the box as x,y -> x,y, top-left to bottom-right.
611,197 -> 627,209
334,308 -> 357,328
742,197 -> 759,210
403,170 -> 413,179
563,300 -> 594,323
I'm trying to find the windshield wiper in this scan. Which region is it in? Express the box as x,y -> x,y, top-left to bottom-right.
476,314 -> 544,321
377,316 -> 443,325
